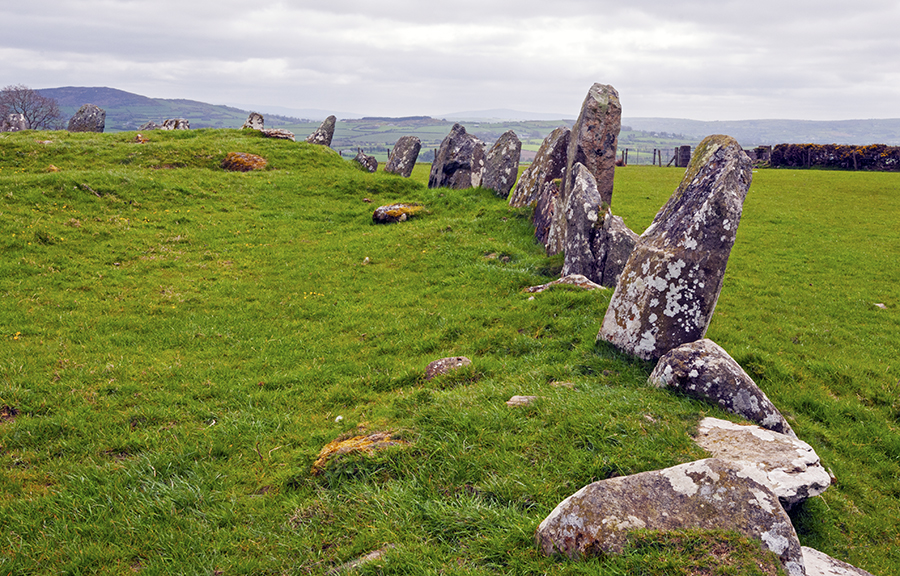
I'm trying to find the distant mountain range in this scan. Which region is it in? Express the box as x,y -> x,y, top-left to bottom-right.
36,87 -> 900,146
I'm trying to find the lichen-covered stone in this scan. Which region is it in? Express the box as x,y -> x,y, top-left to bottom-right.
596,213 -> 638,287
428,123 -> 486,189
563,83 -> 620,206
262,128 -> 295,141
139,120 -> 162,130
482,130 -> 522,198
161,118 -> 190,130
695,417 -> 831,510
562,163 -> 604,281
509,127 -> 569,209
802,547 -> 875,576
67,104 -> 106,133
372,203 -> 424,224
425,356 -> 471,380
354,149 -> 378,173
311,432 -> 408,475
535,458 -> 805,576
221,152 -> 267,172
1,113 -> 27,132
598,135 -> 752,360
306,115 -> 336,146
242,112 -> 264,130
385,135 -> 421,177
533,179 -> 562,252
524,274 -> 605,294
650,339 -> 794,436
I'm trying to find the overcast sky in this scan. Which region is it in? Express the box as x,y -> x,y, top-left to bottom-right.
3,0 -> 898,121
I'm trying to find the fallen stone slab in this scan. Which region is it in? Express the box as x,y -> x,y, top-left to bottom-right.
649,339 -> 795,436
221,152 -> 267,172
262,128 -> 295,141
311,432 -> 408,475
506,395 -> 538,407
326,546 -> 396,576
802,547 -> 874,576
535,458 -> 805,576
425,356 -> 472,380
695,417 -> 831,510
599,135 -> 753,360
524,274 -> 605,294
372,203 -> 424,224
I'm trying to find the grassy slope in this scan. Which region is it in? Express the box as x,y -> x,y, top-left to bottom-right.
0,130 -> 897,575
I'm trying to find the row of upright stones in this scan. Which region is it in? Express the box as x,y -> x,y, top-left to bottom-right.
522,84 -> 872,576
428,123 -> 523,197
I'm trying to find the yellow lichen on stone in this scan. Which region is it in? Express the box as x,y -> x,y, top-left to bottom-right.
310,431 -> 408,475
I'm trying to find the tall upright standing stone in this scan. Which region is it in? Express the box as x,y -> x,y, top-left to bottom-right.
428,123 -> 486,189
509,126 -> 569,209
599,135 -> 752,360
548,83 -> 621,255
242,112 -> 264,130
385,135 -> 421,177
67,104 -> 106,133
561,163 -> 604,281
482,130 -> 522,198
306,115 -> 336,146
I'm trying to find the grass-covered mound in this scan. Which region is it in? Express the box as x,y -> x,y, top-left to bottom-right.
0,129 -> 898,575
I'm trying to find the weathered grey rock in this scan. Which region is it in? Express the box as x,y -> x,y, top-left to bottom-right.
261,128 -> 295,141
598,135 -> 753,360
802,547 -> 874,576
650,339 -> 795,436
562,163 -> 604,281
242,112 -> 264,130
535,458 -> 805,576
138,121 -> 162,130
482,130 -> 521,198
67,104 -> 106,133
524,274 -> 605,294
306,115 -> 336,146
533,179 -> 562,252
695,417 -> 831,510
385,135 -> 421,177
506,395 -> 538,407
595,213 -> 639,287
354,149 -> 378,173
161,118 -> 190,130
1,113 -> 27,132
428,123 -> 486,189
425,356 -> 472,380
372,203 -> 424,224
509,127 -> 569,208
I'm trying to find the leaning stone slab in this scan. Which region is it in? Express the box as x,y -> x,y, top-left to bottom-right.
306,115 -> 336,146
385,135 -> 421,177
509,127 -> 569,208
428,123 -> 486,189
598,135 -> 752,360
649,339 -> 794,436
535,458 -> 805,576
482,130 -> 522,198
354,149 -> 378,172
242,112 -> 264,130
802,547 -> 874,576
695,417 -> 831,510
67,104 -> 106,133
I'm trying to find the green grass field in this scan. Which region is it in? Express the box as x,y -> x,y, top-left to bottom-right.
1,129 -> 897,575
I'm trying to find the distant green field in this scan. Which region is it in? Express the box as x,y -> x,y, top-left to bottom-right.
1,130 -> 897,575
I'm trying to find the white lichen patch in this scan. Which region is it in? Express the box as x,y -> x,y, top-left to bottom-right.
664,461 -> 719,496
760,529 -> 790,555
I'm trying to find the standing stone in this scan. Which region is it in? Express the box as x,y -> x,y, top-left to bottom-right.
242,112 -> 264,130
306,115 -> 336,146
509,127 -> 569,208
354,149 -> 378,173
482,130 -> 522,198
562,163 -> 604,281
428,123 -> 486,189
649,339 -> 795,436
535,458 -> 805,576
598,135 -> 752,361
695,417 -> 831,510
532,179 -> 561,250
161,118 -> 190,130
1,113 -> 27,132
595,213 -> 639,287
562,83 -> 621,207
67,104 -> 106,133
385,136 -> 421,177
